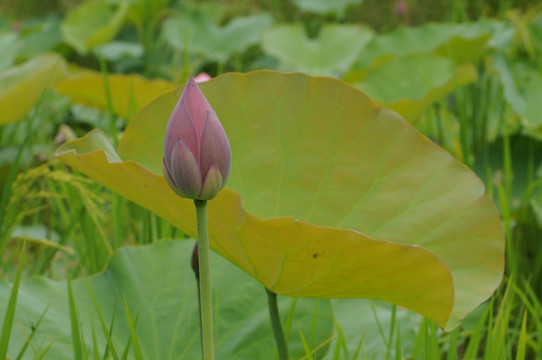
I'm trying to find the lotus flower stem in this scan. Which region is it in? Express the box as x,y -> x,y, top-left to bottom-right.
195,200 -> 214,359
266,288 -> 289,360
190,243 -> 204,355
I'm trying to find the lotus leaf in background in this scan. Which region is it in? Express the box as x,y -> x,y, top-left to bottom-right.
518,71 -> 542,141
0,240 -> 333,359
344,22 -> 491,84
531,12 -> 542,53
61,0 -> 128,55
474,135 -> 542,206
532,185 -> 542,230
162,13 -> 273,65
171,0 -> 229,25
93,41 -> 144,63
106,0 -> 169,28
0,33 -> 19,71
261,24 -> 373,76
55,72 -> 175,120
492,54 -> 542,141
0,53 -> 67,125
56,71 -> 505,330
356,54 -> 477,122
16,15 -> 63,60
293,0 -> 364,18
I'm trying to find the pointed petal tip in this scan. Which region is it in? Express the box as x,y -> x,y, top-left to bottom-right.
198,165 -> 224,200
169,140 -> 203,199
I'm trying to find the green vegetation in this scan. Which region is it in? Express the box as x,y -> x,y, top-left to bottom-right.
0,0 -> 541,358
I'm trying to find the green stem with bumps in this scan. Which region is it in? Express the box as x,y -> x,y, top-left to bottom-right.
194,200 -> 214,359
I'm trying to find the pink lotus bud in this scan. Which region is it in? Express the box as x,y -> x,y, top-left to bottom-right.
395,0 -> 409,18
193,73 -> 212,83
163,76 -> 231,200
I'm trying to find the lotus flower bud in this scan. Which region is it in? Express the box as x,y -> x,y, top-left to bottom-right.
191,242 -> 199,279
163,76 -> 231,200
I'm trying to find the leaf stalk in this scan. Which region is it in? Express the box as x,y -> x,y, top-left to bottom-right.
266,288 -> 289,360
194,200 -> 214,360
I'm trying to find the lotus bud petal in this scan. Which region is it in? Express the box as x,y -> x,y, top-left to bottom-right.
199,165 -> 224,201
163,76 -> 231,200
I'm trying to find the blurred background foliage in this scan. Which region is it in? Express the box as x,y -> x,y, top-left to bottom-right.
1,0 -> 542,358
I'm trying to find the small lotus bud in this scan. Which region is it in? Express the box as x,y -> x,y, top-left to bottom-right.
193,73 -> 211,83
191,242 -> 199,279
163,76 -> 231,200
395,0 -> 409,18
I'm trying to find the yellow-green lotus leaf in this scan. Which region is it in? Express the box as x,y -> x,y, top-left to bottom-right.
55,71 -> 175,119
61,0 -> 128,55
0,53 -> 67,125
56,71 -> 504,330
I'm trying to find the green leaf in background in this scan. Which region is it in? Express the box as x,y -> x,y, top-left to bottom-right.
0,33 -> 19,71
293,0 -> 364,18
531,12 -> 542,53
16,15 -> 63,59
61,0 -> 128,55
107,0 -> 169,28
56,71 -> 505,330
162,13 -> 273,64
93,41 -> 144,62
0,240 -> 333,359
344,22 -> 490,83
474,135 -> 542,206
261,24 -> 373,76
356,54 -> 477,121
492,53 -> 524,116
55,71 -> 175,120
0,53 -> 67,125
520,70 -> 542,140
532,181 -> 542,229
493,55 -> 542,140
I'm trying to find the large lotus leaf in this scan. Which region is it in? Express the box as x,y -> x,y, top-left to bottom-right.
56,71 -> 504,330
356,54 -> 477,121
1,240 -> 332,359
55,71 -> 175,119
261,24 -> 373,76
61,0 -> 128,55
0,53 -> 67,125
344,22 -> 490,84
162,13 -> 273,64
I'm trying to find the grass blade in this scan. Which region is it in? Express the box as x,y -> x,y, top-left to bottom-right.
299,330 -> 313,360
67,267 -> 84,360
0,241 -> 26,359
81,271 -> 120,360
15,303 -> 51,360
515,311 -> 528,360
123,295 -> 143,360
